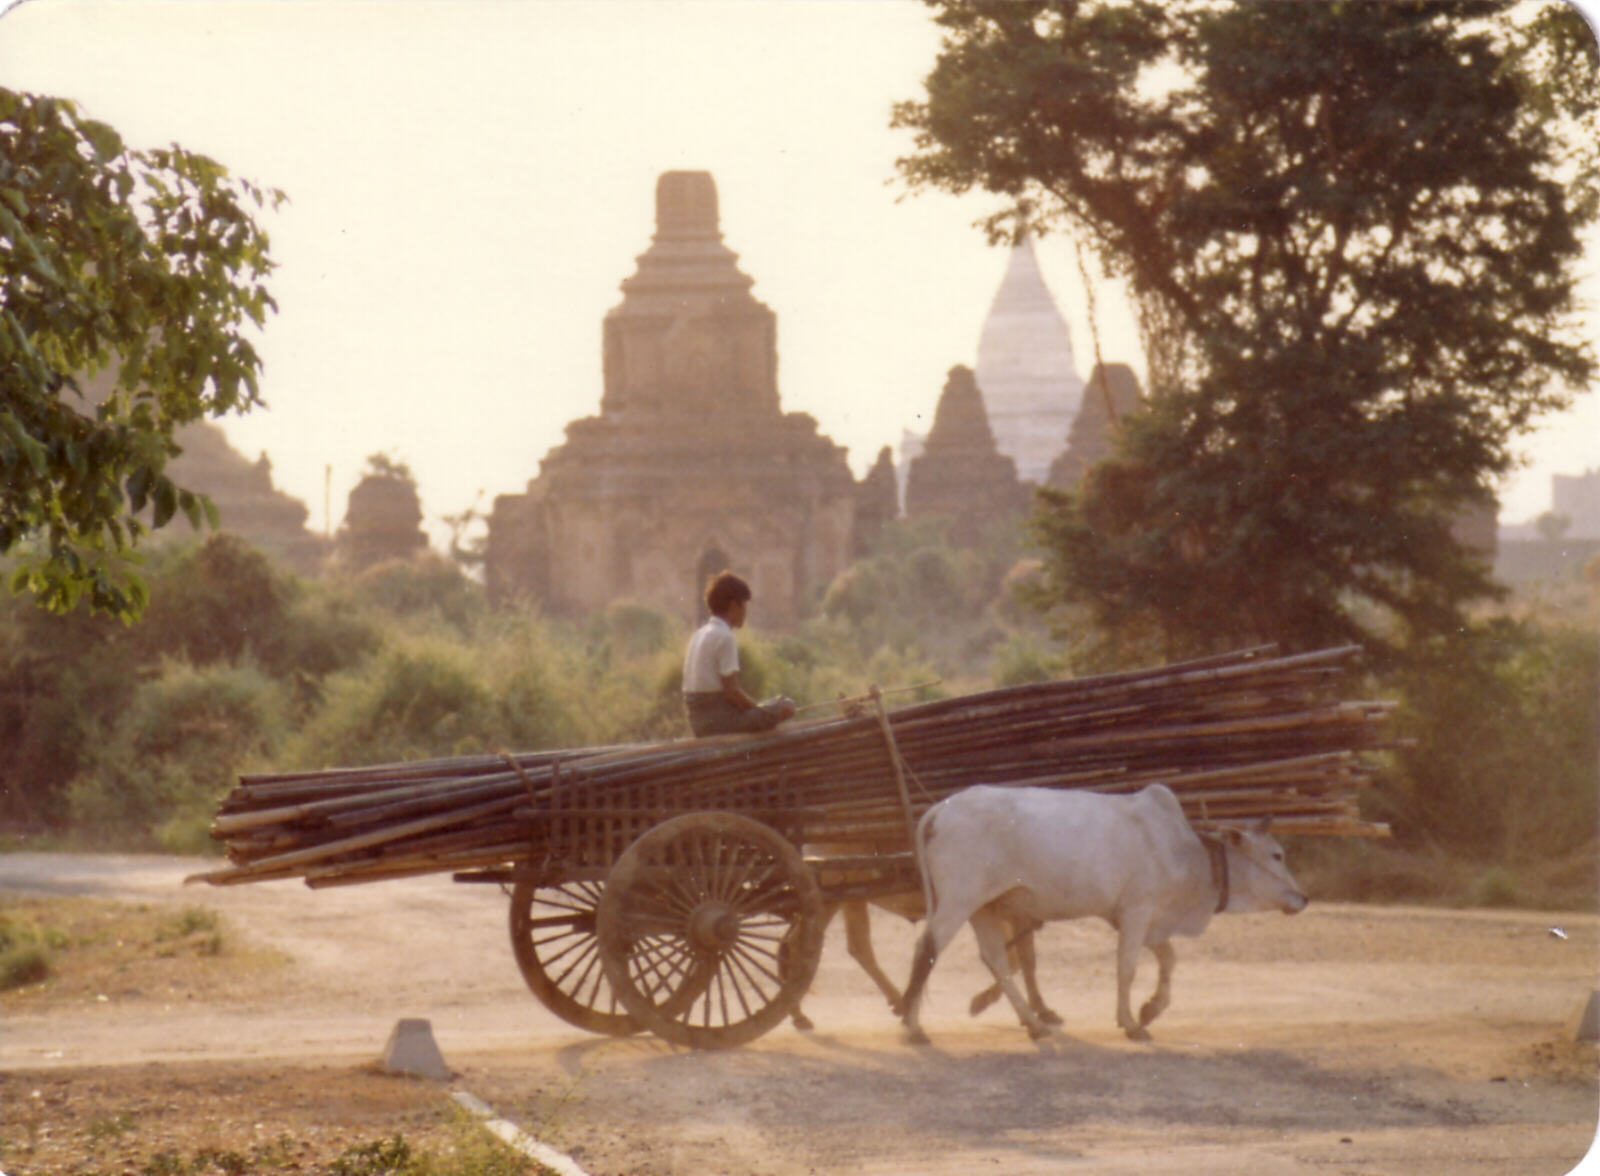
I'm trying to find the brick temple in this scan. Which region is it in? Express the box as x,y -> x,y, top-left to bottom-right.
485,171 -> 878,626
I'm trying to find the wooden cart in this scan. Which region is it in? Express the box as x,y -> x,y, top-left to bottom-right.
197,646 -> 1391,1049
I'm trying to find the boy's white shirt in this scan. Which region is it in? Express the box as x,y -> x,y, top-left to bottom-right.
683,615 -> 739,693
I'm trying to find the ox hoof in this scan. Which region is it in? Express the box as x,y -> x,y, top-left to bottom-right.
1037,1007 -> 1064,1027
1123,1025 -> 1153,1043
1026,1022 -> 1053,1042
791,1010 -> 815,1032
905,1026 -> 932,1047
968,991 -> 1000,1017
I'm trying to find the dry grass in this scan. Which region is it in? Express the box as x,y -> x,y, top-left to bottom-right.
0,894 -> 290,1007
0,1060 -> 468,1175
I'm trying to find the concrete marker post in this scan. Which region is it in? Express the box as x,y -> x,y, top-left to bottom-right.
378,1018 -> 452,1080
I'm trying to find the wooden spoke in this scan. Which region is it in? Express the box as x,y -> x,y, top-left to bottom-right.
509,879 -> 640,1037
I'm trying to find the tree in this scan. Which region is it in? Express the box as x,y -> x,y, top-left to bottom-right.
894,1 -> 1595,663
1534,510 -> 1573,542
1,89 -> 282,619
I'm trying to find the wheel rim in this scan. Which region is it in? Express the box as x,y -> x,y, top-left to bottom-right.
510,878 -> 640,1036
597,813 -> 823,1049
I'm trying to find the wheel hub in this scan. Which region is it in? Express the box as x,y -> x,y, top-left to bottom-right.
688,902 -> 741,951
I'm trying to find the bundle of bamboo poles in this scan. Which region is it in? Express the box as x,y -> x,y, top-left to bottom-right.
190,645 -> 1393,891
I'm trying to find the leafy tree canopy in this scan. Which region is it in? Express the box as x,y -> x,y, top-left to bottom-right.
1,89 -> 282,620
894,0 -> 1596,663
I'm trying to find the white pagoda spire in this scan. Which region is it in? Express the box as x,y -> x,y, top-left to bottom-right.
974,236 -> 1084,485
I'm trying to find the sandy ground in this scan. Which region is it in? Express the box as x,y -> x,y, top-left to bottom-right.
2,851 -> 1598,1175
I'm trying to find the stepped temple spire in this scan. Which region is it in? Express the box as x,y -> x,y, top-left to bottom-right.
974,235 -> 1084,485
601,170 -> 777,418
904,365 -> 1028,542
1046,362 -> 1144,490
486,171 -> 860,625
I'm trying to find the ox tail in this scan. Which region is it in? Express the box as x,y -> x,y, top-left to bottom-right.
902,803 -> 944,1034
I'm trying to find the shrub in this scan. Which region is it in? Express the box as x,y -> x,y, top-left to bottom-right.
1289,837 -> 1471,904
576,646 -> 688,745
0,912 -> 55,989
1465,866 -> 1525,909
905,546 -> 965,615
279,619 -> 600,766
473,615 -> 592,750
135,534 -> 292,667
0,944 -> 50,990
990,631 -> 1068,687
346,554 -> 484,631
281,640 -> 497,767
820,562 -> 888,629
266,587 -> 381,692
155,905 -> 221,941
66,659 -> 288,843
598,599 -> 679,659
1383,620 -> 1599,864
0,594 -> 139,824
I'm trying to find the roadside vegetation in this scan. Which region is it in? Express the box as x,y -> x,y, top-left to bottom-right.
0,521 -> 1019,855
1,518 -> 1594,912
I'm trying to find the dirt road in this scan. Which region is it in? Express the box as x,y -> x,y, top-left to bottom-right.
2,852 -> 1597,1175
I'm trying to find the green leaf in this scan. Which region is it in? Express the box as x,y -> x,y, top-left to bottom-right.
151,477 -> 177,528
178,489 -> 204,531
126,466 -> 154,512
80,118 -> 123,163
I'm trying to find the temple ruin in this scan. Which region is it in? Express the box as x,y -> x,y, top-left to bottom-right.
485,171 -> 860,626
336,466 -> 429,571
903,365 -> 1029,542
161,421 -> 329,574
1046,362 -> 1144,490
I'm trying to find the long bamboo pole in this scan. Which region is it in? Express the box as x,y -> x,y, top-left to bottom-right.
194,647 -> 1391,890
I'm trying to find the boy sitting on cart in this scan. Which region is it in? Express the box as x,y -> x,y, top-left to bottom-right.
683,571 -> 797,737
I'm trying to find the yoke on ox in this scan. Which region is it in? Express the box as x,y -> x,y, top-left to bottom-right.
901,784 -> 1308,1044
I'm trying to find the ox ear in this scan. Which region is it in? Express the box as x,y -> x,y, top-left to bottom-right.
1252,816 -> 1273,836
1221,826 -> 1245,847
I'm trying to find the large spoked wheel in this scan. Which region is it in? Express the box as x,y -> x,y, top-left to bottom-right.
596,813 -> 824,1049
509,878 -> 640,1037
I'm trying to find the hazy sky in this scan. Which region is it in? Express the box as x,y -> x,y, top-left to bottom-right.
2,0 -> 1594,544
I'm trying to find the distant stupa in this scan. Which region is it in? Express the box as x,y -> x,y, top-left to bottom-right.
974,236 -> 1084,485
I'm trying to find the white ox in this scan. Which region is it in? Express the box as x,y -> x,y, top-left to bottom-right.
900,783 -> 1307,1044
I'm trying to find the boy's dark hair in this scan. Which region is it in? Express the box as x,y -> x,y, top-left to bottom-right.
705,571 -> 752,616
